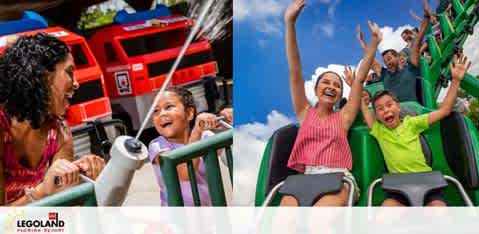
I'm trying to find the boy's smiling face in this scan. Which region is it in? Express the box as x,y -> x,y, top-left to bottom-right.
373,94 -> 401,129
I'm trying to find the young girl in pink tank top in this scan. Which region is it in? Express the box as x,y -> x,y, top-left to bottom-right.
281,0 -> 382,206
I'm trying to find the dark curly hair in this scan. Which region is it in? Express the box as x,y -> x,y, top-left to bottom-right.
0,33 -> 70,129
165,87 -> 197,130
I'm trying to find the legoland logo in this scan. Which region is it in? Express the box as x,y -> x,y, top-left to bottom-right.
11,211 -> 65,233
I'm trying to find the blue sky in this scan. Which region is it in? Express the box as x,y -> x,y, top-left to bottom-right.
234,0 -> 441,125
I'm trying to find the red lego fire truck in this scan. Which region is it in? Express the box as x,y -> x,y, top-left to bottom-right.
87,5 -> 219,133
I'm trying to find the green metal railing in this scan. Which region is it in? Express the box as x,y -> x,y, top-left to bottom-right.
420,0 -> 479,109
160,129 -> 233,206
28,182 -> 97,206
27,119 -> 128,206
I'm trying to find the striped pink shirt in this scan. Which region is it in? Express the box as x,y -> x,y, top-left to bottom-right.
287,107 -> 353,173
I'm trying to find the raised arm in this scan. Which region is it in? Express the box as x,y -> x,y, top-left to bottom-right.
360,91 -> 375,129
409,9 -> 423,23
428,54 -> 471,124
411,0 -> 432,67
341,21 -> 382,130
356,25 -> 368,51
285,0 -> 309,122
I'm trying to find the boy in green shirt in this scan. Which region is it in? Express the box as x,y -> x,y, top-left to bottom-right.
361,54 -> 471,206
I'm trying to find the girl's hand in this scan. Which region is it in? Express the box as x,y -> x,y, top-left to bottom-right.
194,113 -> 218,132
219,108 -> 233,125
450,54 -> 471,83
284,0 -> 305,23
36,159 -> 80,197
367,21 -> 383,44
344,65 -> 355,87
73,155 -> 105,180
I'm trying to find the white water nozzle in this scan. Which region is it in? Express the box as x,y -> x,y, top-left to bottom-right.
94,135 -> 148,206
124,138 -> 143,154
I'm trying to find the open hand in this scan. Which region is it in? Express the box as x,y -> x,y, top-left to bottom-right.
450,53 -> 471,83
355,25 -> 365,42
423,0 -> 433,18
361,90 -> 371,106
284,0 -> 305,23
344,65 -> 355,87
367,21 -> 383,43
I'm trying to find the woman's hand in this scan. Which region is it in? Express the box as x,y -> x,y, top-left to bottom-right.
36,159 -> 80,197
284,0 -> 305,24
344,66 -> 355,87
73,155 -> 105,179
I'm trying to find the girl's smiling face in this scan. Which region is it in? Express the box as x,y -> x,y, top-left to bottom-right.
152,91 -> 194,143
315,72 -> 343,106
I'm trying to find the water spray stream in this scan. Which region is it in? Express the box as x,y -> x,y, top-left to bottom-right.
134,0 -> 216,141
188,0 -> 232,42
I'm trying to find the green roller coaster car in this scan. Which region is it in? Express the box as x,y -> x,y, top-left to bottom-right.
255,102 -> 479,206
255,0 -> 479,207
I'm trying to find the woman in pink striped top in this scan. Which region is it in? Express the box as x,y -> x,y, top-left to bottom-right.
281,0 -> 382,206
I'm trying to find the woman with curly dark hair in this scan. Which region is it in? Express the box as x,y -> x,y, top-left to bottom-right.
0,33 -> 105,205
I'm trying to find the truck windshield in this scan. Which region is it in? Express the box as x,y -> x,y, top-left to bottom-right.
120,28 -> 190,57
71,43 -> 91,69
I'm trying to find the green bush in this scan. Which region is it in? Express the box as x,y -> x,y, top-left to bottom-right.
466,98 -> 479,129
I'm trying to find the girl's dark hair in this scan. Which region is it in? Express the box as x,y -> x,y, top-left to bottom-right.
314,71 -> 343,90
165,87 -> 197,129
0,33 -> 70,129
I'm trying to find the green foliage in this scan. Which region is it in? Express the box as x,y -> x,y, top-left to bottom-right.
458,88 -> 469,99
156,0 -> 188,7
77,8 -> 117,30
466,98 -> 479,129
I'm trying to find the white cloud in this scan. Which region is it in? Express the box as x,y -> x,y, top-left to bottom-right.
327,5 -> 336,19
319,22 -> 335,38
235,0 -> 339,35
234,0 -> 289,35
326,0 -> 340,19
305,64 -> 354,105
464,24 -> 479,75
258,39 -> 267,48
233,111 -> 294,205
256,20 -> 282,35
378,24 -> 413,53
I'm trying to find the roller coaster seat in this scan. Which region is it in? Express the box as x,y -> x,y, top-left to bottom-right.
263,124 -> 356,206
440,112 -> 479,189
264,124 -> 299,197
368,110 -> 477,206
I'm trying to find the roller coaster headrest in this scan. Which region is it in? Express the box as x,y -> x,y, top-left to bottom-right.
114,5 -> 171,25
0,11 -> 48,36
